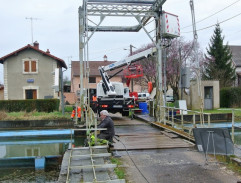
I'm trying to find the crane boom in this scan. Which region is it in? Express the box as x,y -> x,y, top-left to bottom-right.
98,47 -> 155,96
101,47 -> 155,72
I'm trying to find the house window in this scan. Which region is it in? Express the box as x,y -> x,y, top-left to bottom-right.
89,77 -> 96,83
25,89 -> 37,99
23,59 -> 38,73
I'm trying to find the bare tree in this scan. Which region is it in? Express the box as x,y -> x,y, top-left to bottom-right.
127,38 -> 203,99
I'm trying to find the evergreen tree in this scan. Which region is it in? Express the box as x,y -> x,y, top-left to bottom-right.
202,24 -> 236,88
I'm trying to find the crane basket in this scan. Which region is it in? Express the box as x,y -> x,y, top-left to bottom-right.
123,64 -> 143,79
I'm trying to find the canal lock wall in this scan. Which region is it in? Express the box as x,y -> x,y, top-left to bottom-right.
0,119 -> 74,129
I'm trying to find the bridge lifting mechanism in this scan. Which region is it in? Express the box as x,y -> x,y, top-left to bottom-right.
75,0 -> 184,181
78,0 -> 182,125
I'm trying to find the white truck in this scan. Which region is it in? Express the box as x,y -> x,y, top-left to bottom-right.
97,82 -> 133,116
96,47 -> 155,116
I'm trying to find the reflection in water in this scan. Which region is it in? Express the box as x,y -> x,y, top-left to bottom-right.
1,143 -> 66,159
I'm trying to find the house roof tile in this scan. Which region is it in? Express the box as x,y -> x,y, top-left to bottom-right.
0,43 -> 67,69
71,61 -> 124,77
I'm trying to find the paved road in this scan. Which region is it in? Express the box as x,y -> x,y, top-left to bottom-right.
112,115 -> 241,183
118,148 -> 241,183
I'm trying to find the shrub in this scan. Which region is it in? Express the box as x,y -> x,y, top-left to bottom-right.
220,87 -> 241,108
0,99 -> 60,112
0,111 -> 7,120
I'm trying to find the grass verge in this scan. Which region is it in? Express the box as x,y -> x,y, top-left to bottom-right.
110,157 -> 125,179
0,110 -> 70,121
215,155 -> 241,175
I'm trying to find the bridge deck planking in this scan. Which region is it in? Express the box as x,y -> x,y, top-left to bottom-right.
112,134 -> 193,151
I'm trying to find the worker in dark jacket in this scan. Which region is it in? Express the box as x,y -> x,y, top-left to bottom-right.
97,110 -> 115,142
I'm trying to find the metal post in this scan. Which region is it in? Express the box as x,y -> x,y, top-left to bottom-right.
156,38 -> 163,122
181,109 -> 183,129
79,7 -> 85,123
172,108 -> 174,127
232,109 -> 234,142
208,113 -> 210,127
163,46 -> 167,106
95,114 -> 97,145
60,67 -> 65,115
163,107 -> 166,125
193,113 -> 196,127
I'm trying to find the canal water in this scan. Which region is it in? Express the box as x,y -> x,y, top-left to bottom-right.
0,129 -> 85,182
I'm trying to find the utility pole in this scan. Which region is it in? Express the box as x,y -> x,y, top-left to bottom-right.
190,0 -> 204,124
124,44 -> 136,92
124,44 -> 136,56
25,17 -> 39,45
130,44 -> 136,92
129,44 -> 136,56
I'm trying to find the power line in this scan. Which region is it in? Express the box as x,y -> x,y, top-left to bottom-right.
182,11 -> 241,34
182,0 -> 241,29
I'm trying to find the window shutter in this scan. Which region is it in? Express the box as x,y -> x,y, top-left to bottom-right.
31,60 -> 37,72
24,61 -> 29,72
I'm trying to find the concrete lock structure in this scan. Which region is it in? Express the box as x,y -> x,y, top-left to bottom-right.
35,156 -> 45,169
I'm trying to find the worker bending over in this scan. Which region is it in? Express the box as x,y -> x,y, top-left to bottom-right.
98,110 -> 115,142
71,106 -> 81,121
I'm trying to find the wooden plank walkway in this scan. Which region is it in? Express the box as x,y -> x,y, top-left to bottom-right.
112,133 -> 193,151
112,116 -> 194,151
151,122 -> 195,142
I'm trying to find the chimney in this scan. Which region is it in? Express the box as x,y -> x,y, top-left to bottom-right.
46,49 -> 50,54
103,55 -> 107,61
33,41 -> 39,49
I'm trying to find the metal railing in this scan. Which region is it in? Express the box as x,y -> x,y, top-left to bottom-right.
229,109 -> 241,144
155,105 -> 241,147
153,104 -> 212,137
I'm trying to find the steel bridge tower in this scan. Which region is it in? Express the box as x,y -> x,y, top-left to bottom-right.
79,0 -> 167,122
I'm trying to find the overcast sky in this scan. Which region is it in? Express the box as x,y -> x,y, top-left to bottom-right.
1,0 -> 241,84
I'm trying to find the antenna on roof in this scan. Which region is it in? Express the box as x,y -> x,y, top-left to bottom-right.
25,17 -> 40,45
67,56 -> 72,68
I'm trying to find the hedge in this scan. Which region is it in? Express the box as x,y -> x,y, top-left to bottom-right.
220,87 -> 241,108
0,99 -> 60,112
